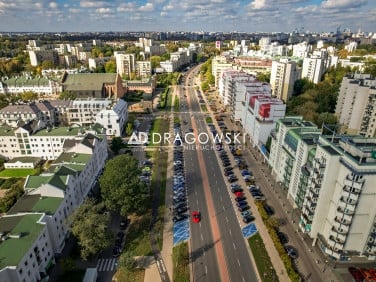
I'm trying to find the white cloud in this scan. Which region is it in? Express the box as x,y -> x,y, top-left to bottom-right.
321,0 -> 368,9
162,4 -> 174,11
69,8 -> 81,14
49,2 -> 58,9
249,0 -> 266,9
96,7 -> 112,14
139,2 -> 154,12
117,3 -> 136,12
160,11 -> 168,16
80,1 -> 108,8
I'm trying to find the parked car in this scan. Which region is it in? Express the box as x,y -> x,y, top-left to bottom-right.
120,219 -> 129,230
277,231 -> 289,244
263,204 -> 274,216
236,200 -> 248,207
348,267 -> 364,282
241,210 -> 252,217
173,214 -> 188,222
285,245 -> 298,259
238,205 -> 250,212
243,215 -> 255,223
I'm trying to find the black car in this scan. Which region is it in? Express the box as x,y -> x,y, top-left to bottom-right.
231,187 -> 243,193
285,245 -> 298,259
243,215 -> 255,223
227,175 -> 238,182
235,196 -> 246,202
173,214 -> 188,222
113,246 -> 121,258
238,205 -> 250,212
277,231 -> 289,244
263,204 -> 274,216
236,200 -> 248,207
224,170 -> 234,176
224,167 -> 233,172
174,206 -> 188,214
223,162 -> 232,168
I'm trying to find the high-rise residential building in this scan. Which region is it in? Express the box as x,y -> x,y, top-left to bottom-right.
136,61 -> 152,78
115,53 -> 135,77
270,59 -> 301,102
335,73 -> 376,137
28,50 -> 59,67
299,135 -> 376,261
211,56 -> 235,87
301,55 -> 326,84
268,117 -> 321,206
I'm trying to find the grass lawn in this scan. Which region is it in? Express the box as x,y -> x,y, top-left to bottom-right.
205,116 -> 213,123
173,242 -> 190,282
200,104 -> 207,112
113,267 -> 145,282
174,96 -> 180,112
248,233 -> 278,282
0,168 -> 37,178
166,89 -> 173,110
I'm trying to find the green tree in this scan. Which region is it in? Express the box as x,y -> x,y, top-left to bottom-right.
104,60 -> 116,73
125,122 -> 133,136
40,60 -> 55,69
68,199 -> 112,260
293,78 -> 315,96
119,251 -> 137,270
59,91 -> 77,100
111,137 -> 124,155
0,181 -> 24,213
256,72 -> 271,83
99,154 -> 148,217
21,91 -> 39,101
315,112 -> 337,127
150,56 -> 161,69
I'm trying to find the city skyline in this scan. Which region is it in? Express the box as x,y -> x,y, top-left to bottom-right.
0,0 -> 375,33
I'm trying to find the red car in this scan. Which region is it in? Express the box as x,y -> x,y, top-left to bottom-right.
348,267 -> 364,282
235,191 -> 244,197
192,211 -> 201,223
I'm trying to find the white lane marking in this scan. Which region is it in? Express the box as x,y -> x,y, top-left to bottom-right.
205,265 -> 208,274
237,259 -> 241,267
219,195 -> 223,202
233,243 -> 237,250
201,234 -> 204,241
225,216 -> 229,223
229,229 -> 232,236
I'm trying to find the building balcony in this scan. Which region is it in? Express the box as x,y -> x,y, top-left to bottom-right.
337,206 -> 354,216
306,195 -> 318,204
343,185 -> 361,195
331,224 -> 348,235
339,196 -> 357,206
344,175 -> 365,189
329,235 -> 345,246
341,190 -> 359,203
301,213 -> 313,224
334,216 -> 351,226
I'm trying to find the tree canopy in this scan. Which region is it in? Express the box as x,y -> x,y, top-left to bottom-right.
68,199 -> 112,260
99,154 -> 148,216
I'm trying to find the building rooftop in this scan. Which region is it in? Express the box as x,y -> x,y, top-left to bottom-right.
63,73 -> 117,91
0,214 -> 45,269
53,152 -> 92,165
24,173 -> 68,191
8,194 -> 63,215
7,157 -> 41,164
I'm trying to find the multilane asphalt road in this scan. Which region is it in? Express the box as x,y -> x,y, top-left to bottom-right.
181,68 -> 258,282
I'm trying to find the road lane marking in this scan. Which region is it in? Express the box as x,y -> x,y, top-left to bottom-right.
237,259 -> 241,267
233,243 -> 236,250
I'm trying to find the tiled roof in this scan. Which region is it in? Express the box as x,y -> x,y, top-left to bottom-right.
63,73 -> 117,91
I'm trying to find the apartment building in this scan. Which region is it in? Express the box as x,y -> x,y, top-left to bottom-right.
0,75 -> 60,96
299,135 -> 376,261
28,50 -> 59,67
95,99 -> 128,137
335,73 -> 376,137
241,94 -> 286,147
292,41 -> 312,58
268,117 -> 321,206
218,70 -> 252,107
270,59 -> 301,102
136,61 -> 152,78
0,121 -> 105,160
0,134 -> 108,281
301,56 -> 326,84
0,101 -> 56,128
115,53 -> 135,77
211,55 -> 234,87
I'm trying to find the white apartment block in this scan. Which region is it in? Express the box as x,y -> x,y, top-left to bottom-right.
160,60 -> 179,73
115,53 -> 135,77
292,42 -> 312,58
218,70 -> 251,107
0,75 -> 61,96
299,135 -> 376,261
0,122 -> 105,160
88,57 -> 111,70
0,134 -> 108,281
136,61 -> 152,78
301,56 -> 326,84
66,98 -> 113,126
270,59 -> 301,102
241,94 -> 286,147
95,99 -> 128,137
335,73 -> 376,137
0,101 -> 56,128
28,50 -> 59,67
268,117 -> 321,206
211,55 -> 234,87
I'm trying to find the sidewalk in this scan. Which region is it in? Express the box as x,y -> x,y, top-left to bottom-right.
144,86 -> 176,282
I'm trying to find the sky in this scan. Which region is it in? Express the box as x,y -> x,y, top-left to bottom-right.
0,0 -> 375,33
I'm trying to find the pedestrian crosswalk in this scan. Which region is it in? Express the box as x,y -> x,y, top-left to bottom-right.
97,258 -> 117,272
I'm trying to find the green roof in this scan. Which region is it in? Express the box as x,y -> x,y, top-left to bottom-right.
32,197 -> 63,215
53,152 -> 92,165
0,126 -> 15,136
33,126 -> 80,136
0,214 -> 45,269
63,73 -> 117,91
8,194 -> 63,215
24,174 -> 67,191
